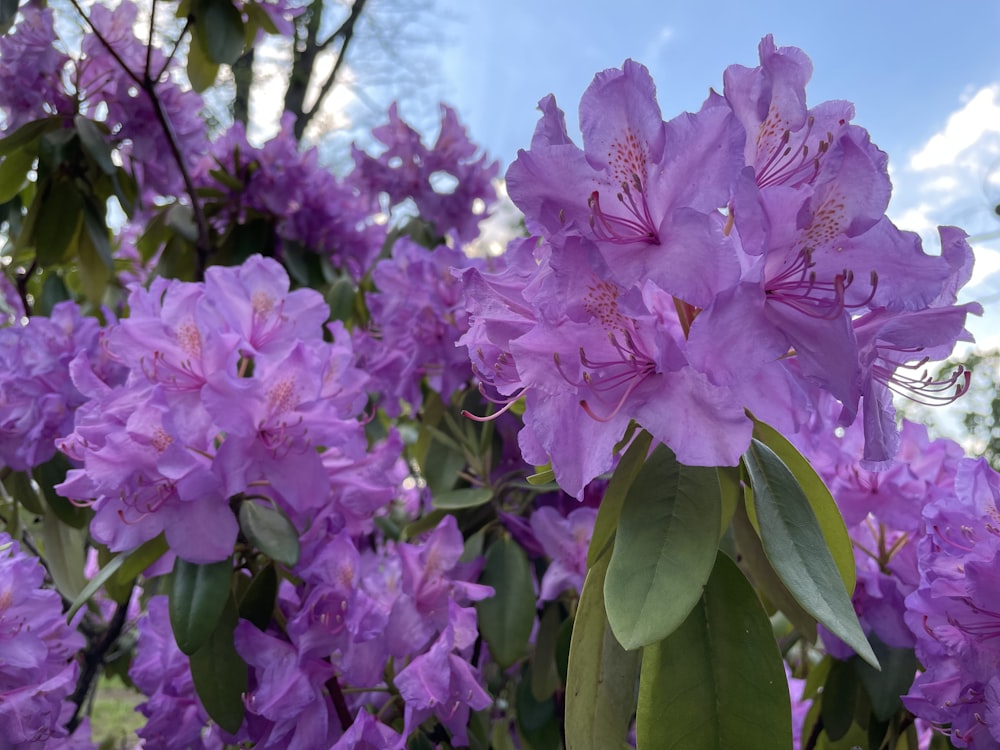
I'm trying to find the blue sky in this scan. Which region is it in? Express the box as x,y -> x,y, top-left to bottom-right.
435,0 -> 1000,350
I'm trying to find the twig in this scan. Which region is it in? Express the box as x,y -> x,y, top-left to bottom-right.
325,672 -> 354,731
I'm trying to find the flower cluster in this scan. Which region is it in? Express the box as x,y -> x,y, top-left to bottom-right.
902,457 -> 1000,747
192,115 -> 384,279
0,301 -> 123,472
352,103 -> 500,243
128,515 -> 492,747
461,36 -> 979,497
355,239 -> 486,415
55,255 -> 402,563
0,533 -> 93,749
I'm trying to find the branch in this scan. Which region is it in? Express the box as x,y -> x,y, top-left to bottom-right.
324,672 -> 354,732
67,0 -> 212,277
294,0 -> 369,140
67,592 -> 133,732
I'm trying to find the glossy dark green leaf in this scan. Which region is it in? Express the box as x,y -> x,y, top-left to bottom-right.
853,636 -> 919,721
717,465 -> 741,538
3,471 -> 44,515
820,658 -> 859,742
636,552 -> 792,750
170,556 -> 233,655
194,0 -> 245,65
36,273 -> 70,316
0,147 -> 35,203
73,115 -> 115,175
743,439 -> 877,668
587,429 -> 652,566
732,500 -> 818,642
604,443 -> 721,650
431,487 -> 493,510
188,595 -> 247,734
236,564 -> 278,630
34,180 -> 83,265
238,501 -> 300,566
476,536 -> 536,668
752,419 -> 855,592
565,549 -> 640,750
34,454 -> 88,528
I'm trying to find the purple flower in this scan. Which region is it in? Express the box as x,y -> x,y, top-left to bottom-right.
0,533 -> 86,748
130,596 -> 230,749
0,7 -> 73,130
530,505 -> 597,601
0,302 -> 121,471
507,61 -> 743,306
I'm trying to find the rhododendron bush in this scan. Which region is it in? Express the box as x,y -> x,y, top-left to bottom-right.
0,2 -> 993,748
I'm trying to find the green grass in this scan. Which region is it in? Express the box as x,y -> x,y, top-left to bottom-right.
89,676 -> 144,749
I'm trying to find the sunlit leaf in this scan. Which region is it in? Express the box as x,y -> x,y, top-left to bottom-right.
636,553 -> 792,750
565,549 -> 640,750
743,439 -> 877,668
587,429 -> 652,566
604,443 -> 720,650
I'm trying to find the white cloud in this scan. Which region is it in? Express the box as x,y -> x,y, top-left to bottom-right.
909,85 -> 1000,171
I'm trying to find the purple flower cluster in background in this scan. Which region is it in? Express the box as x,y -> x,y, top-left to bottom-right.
0,533 -> 94,749
0,301 -> 123,472
55,255 -> 402,563
461,36 -> 979,497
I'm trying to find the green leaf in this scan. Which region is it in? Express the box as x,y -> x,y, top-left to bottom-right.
0,147 -> 35,203
587,429 -> 652,566
34,454 -> 88,528
476,535 -> 536,668
852,635 -> 919,721
0,0 -> 18,35
515,663 -> 563,749
67,550 -> 126,620
743,439 -> 878,668
431,487 -> 493,510
717,464 -> 741,538
170,556 -> 233,655
526,466 -> 555,486
3,471 -> 44,516
76,229 -> 111,305
73,115 -> 115,175
188,594 -> 247,734
732,500 -> 818,642
82,197 -> 113,268
103,533 -> 169,604
0,117 -> 60,156
34,180 -> 83,265
194,0 -> 245,65
820,658 -> 859,742
238,501 -> 300,566
187,31 -> 221,92
531,603 -> 563,702
636,552 -> 792,750
38,510 -> 87,600
565,549 -> 640,750
236,564 -> 278,630
752,419 -> 855,593
604,443 -> 721,650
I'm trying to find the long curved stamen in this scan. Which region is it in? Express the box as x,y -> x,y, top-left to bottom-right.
766,249 -> 878,319
872,352 -> 971,406
757,118 -> 832,190
588,174 -> 660,245
461,383 -> 527,422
